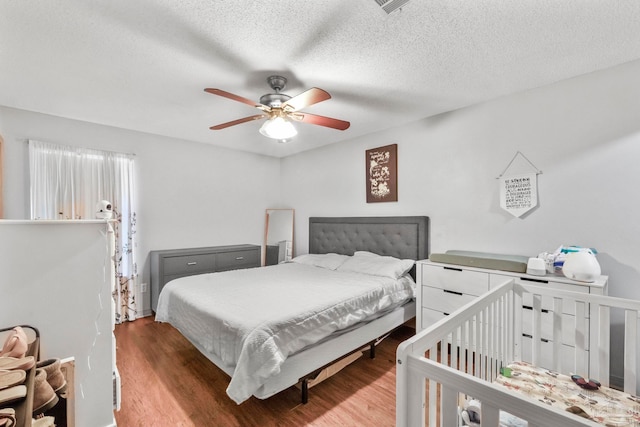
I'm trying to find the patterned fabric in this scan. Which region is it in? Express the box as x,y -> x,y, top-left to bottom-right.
113,210 -> 137,323
496,361 -> 640,426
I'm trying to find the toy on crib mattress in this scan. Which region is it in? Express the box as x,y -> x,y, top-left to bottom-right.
459,398 -> 529,427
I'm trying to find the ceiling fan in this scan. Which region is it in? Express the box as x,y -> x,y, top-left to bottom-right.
204,75 -> 350,140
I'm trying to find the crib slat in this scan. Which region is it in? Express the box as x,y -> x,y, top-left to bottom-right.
552,297 -> 562,371
441,385 -> 457,426
507,288 -> 523,360
428,345 -> 438,427
624,309 -> 637,394
596,303 -> 610,387
405,368 -> 426,426
575,301 -> 586,375
483,403 -> 500,426
532,293 -> 542,366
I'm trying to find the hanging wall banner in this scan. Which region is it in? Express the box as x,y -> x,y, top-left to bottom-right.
500,172 -> 537,217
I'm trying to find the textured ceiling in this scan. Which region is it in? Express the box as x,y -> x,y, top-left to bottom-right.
1,1 -> 640,157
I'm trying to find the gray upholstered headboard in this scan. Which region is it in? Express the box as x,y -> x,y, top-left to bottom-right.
308,216 -> 429,261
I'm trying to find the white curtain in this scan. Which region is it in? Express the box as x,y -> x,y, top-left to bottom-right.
29,140 -> 138,323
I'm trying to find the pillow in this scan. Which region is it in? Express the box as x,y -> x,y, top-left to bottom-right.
290,253 -> 350,270
337,252 -> 415,279
353,251 -> 379,257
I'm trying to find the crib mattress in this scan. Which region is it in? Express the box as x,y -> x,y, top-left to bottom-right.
496,361 -> 640,426
429,250 -> 529,273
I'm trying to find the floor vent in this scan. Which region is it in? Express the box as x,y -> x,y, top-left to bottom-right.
113,367 -> 121,411
374,0 -> 411,14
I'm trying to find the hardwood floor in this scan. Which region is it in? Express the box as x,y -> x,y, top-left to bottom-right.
113,316 -> 415,427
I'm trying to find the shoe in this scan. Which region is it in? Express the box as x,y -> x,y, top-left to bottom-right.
32,369 -> 58,416
0,328 -> 28,359
0,370 -> 26,390
0,356 -> 35,371
35,359 -> 66,394
0,385 -> 26,406
0,408 -> 17,427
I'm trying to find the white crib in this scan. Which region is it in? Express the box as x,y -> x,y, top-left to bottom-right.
396,279 -> 640,426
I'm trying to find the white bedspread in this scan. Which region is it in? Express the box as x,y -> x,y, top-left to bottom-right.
155,262 -> 415,403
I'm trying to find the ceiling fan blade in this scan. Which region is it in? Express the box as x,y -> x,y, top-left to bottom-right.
282,87 -> 331,112
209,114 -> 267,130
204,88 -> 270,111
289,112 -> 350,131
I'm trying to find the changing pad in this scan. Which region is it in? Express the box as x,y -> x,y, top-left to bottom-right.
429,250 -> 529,273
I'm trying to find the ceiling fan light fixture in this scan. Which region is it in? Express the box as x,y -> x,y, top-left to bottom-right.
259,116 -> 298,140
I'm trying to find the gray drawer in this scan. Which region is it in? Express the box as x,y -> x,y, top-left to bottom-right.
163,254 -> 215,275
217,249 -> 259,271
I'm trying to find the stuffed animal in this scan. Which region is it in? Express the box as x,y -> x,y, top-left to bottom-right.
95,200 -> 113,219
460,399 -> 481,426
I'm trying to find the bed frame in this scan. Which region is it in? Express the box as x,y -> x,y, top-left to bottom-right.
189,216 -> 429,403
396,278 -> 640,426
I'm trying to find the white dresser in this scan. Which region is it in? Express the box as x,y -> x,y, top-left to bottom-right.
417,259 -> 608,372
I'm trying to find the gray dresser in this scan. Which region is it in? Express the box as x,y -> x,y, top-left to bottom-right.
150,244 -> 260,312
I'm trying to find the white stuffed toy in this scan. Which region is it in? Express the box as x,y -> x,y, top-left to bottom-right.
460,399 -> 481,426
95,200 -> 113,219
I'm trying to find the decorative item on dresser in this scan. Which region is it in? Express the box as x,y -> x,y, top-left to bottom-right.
149,244 -> 261,312
417,259 -> 608,374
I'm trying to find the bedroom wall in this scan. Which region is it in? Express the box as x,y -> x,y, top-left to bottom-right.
0,107 -> 282,315
281,58 -> 640,386
0,221 -> 114,427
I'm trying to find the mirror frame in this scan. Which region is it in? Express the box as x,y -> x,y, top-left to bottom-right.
263,208 -> 294,266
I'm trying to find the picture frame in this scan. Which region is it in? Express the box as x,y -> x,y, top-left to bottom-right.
365,143 -> 397,203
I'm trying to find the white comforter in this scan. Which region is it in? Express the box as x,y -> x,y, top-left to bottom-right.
155,262 -> 415,403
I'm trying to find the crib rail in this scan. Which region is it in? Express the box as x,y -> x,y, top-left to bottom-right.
396,278 -> 640,426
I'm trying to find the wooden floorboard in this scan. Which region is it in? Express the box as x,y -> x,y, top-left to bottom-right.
113,316 -> 415,426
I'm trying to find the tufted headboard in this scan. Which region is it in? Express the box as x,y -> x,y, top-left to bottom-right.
308,216 -> 429,263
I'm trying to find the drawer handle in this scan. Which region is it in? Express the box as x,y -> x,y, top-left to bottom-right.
443,312 -> 450,316
520,277 -> 549,284
522,305 -> 550,313
235,256 -> 245,260
443,289 -> 463,296
522,334 -> 550,343
443,267 -> 463,272
187,262 -> 197,266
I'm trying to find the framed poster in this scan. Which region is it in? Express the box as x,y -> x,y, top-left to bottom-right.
366,143 -> 397,203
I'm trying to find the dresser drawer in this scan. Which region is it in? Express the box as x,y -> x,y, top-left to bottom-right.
490,273 -> 589,315
216,248 -> 260,271
163,254 -> 215,275
421,307 -> 448,329
422,264 -> 489,296
521,336 -> 589,373
421,286 -> 478,315
521,310 -> 589,349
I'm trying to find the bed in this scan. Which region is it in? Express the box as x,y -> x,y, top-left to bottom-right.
397,278 -> 640,426
155,215 -> 429,404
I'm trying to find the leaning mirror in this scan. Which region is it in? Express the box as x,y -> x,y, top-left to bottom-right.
263,209 -> 294,266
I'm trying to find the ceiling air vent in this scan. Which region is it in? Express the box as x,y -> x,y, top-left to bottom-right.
374,0 -> 411,14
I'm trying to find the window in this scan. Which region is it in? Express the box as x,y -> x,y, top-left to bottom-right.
29,140 -> 138,322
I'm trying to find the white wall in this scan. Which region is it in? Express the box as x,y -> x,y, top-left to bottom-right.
0,107 -> 282,314
0,221 -> 114,427
281,59 -> 640,385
